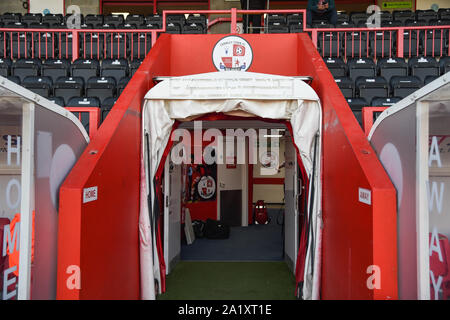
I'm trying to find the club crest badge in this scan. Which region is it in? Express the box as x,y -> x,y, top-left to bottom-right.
212,35 -> 253,71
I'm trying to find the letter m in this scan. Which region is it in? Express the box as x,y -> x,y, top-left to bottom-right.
2,222 -> 20,257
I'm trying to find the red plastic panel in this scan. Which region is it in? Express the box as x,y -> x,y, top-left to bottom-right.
297,35 -> 397,299
57,35 -> 173,300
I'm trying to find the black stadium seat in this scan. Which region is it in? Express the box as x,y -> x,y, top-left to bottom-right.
371,97 -> 402,107
41,59 -> 71,83
424,75 -> 439,85
12,58 -> 41,82
346,97 -> 368,127
440,56 -> 450,74
377,57 -> 408,84
100,96 -> 117,122
84,14 -> 104,26
183,23 -> 205,34
343,31 -> 368,58
101,59 -> 128,83
390,76 -> 422,98
104,14 -> 124,28
81,33 -> 104,59
186,14 -> 207,30
130,59 -> 143,76
7,75 -> 20,85
347,57 -> 376,82
393,10 -> 415,25
54,76 -> 84,105
117,76 -> 130,95
48,96 -> 65,107
356,76 -> 389,103
105,33 -> 130,59
22,13 -> 42,25
268,23 -> 289,34
0,58 -> 12,77
22,76 -> 53,97
71,59 -> 100,83
131,33 -> 151,59
408,56 -> 440,83
335,77 -> 354,99
1,13 -> 21,24
125,14 -> 145,28
324,57 -> 347,77
166,23 -> 181,34
86,76 -> 116,105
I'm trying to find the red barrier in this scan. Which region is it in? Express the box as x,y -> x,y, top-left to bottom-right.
65,107 -> 101,139
57,32 -> 397,300
362,106 -> 389,136
298,36 -> 397,299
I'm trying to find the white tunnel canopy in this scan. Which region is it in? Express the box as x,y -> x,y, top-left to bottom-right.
140,71 -> 323,300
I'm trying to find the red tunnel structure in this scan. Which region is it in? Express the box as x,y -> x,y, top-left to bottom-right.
56,31 -> 397,300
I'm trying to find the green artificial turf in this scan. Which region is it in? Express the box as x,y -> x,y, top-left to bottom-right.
157,261 -> 296,300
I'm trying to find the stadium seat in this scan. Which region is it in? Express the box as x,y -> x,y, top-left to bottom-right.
346,97 -> 368,127
125,14 -> 145,28
409,56 -> 440,83
390,76 -> 422,98
1,13 -> 21,24
131,33 -> 151,59
336,12 -> 349,23
6,75 -> 20,85
145,14 -> 163,29
104,14 -> 124,28
335,77 -> 354,99
117,76 -> 130,95
424,75 -> 439,85
318,31 -> 340,57
101,59 -> 129,83
54,76 -> 85,105
369,29 -> 396,58
12,58 -> 41,82
349,12 -> 369,26
71,59 -> 100,83
402,29 -> 421,57
166,15 -> 185,29
41,59 -> 71,83
130,59 -> 143,76
289,23 -> 303,33
268,23 -> 289,34
440,56 -> 450,74
324,57 -> 347,77
393,10 -> 415,25
287,13 -> 303,26
80,33 -> 104,59
356,76 -> 389,103
166,23 -> 181,34
370,97 -> 402,107
183,23 -> 205,34
42,13 -> 63,26
347,57 -> 376,82
86,76 -> 116,105
48,96 -> 65,107
377,57 -> 408,84
416,9 -> 438,23
0,58 -> 12,77
22,76 -> 53,97
7,22 -> 31,59
439,8 -> 450,20
187,14 -> 207,30
343,31 -> 368,58
423,28 -> 447,57
22,13 -> 42,25
105,33 -> 130,59
58,31 -> 73,60
101,96 -> 117,122
85,14 -> 104,26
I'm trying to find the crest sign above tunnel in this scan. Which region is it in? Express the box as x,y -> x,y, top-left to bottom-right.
212,36 -> 253,72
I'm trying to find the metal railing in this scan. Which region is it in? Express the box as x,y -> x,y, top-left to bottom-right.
1,10 -> 448,61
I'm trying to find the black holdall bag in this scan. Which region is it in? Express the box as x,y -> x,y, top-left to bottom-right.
192,220 -> 206,238
204,219 -> 230,239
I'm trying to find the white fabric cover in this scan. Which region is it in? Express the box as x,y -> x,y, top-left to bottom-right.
140,71 -> 322,300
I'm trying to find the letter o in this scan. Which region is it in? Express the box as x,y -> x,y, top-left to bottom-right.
6,179 -> 21,209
